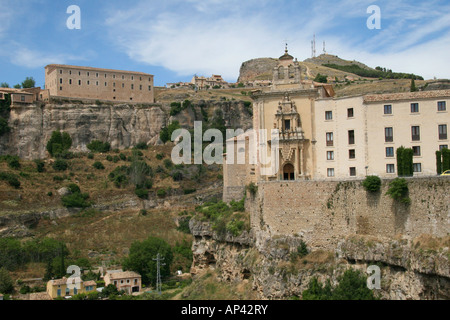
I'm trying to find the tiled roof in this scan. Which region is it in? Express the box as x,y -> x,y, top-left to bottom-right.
45,64 -> 153,76
107,271 -> 141,280
364,89 -> 450,103
83,280 -> 97,287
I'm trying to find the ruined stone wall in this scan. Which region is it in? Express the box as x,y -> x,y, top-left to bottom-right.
252,177 -> 450,251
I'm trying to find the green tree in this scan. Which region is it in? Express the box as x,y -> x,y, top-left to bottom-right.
13,84 -> 21,89
122,237 -> 173,285
442,148 -> 450,172
302,277 -> 333,300
331,269 -> 376,300
396,146 -> 413,177
46,131 -> 72,157
0,267 -> 14,294
410,78 -> 417,92
21,77 -> 36,89
386,178 -> 410,204
436,150 -> 443,174
0,83 -> 9,88
87,140 -> 111,153
314,73 -> 328,83
160,121 -> 181,144
0,117 -> 10,136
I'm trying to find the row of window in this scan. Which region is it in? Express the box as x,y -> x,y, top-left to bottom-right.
384,125 -> 447,142
326,163 -> 424,177
327,150 -> 356,161
324,101 -> 447,121
61,78 -> 152,91
326,130 -> 356,146
59,69 -> 151,82
384,101 -> 447,114
325,108 -> 354,120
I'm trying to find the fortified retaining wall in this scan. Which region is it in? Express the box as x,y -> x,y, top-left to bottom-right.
251,177 -> 449,250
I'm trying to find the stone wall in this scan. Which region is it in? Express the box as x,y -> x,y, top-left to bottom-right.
251,177 -> 450,251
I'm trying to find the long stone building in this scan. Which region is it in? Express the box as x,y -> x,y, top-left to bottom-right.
223,48 -> 449,202
44,64 -> 155,103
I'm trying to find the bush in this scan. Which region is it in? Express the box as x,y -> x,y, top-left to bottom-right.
6,156 -> 20,170
386,178 -> 410,204
106,155 -> 113,162
46,131 -> 72,158
62,192 -> 91,208
34,159 -> 45,173
0,117 -> 10,136
92,161 -> 105,170
52,159 -> 68,171
87,153 -> 94,160
87,140 -> 111,153
135,188 -> 149,199
362,176 -> 382,192
163,159 -> 173,169
135,142 -> 148,150
156,153 -> 165,160
157,189 -> 167,198
0,172 -> 20,189
67,183 -> 81,194
119,153 -> 127,161
171,171 -> 183,181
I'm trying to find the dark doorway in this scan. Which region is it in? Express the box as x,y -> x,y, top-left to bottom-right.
283,163 -> 295,181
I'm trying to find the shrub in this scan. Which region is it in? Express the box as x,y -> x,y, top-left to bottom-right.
6,156 -> 20,170
87,140 -> 111,153
362,176 -> 382,192
52,159 -> 68,171
171,171 -> 183,181
113,156 -> 120,163
156,153 -> 164,160
0,117 -> 10,136
386,178 -> 410,204
106,155 -> 113,162
0,172 -> 21,189
46,131 -> 72,158
183,188 -> 196,195
163,159 -> 173,169
135,188 -> 149,199
135,142 -> 148,150
246,182 -> 258,197
119,153 -> 127,161
67,183 -> 81,194
157,189 -> 167,198
92,161 -> 105,170
61,192 -> 91,208
34,159 -> 45,173
87,153 -> 94,160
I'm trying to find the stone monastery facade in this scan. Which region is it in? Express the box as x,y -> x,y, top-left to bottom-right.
45,64 -> 155,103
223,47 -> 449,202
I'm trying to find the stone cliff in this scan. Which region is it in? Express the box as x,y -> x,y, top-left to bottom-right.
0,99 -> 253,160
190,178 -> 450,300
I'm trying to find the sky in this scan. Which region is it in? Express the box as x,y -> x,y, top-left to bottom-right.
0,0 -> 449,88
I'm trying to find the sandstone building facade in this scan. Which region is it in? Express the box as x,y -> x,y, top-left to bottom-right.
45,64 -> 155,103
223,48 -> 449,201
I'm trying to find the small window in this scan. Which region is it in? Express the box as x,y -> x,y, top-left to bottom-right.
96,73 -> 99,77
59,70 -> 62,74
87,81 -> 90,85
386,164 -> 395,173
327,151 -> 334,160
78,71 -> 81,76
113,82 -> 116,87
347,108 -> 354,118
60,78 -> 62,84
140,85 -> 142,90
131,76 -> 134,80
348,130 -> 355,145
78,80 -> 81,85
69,79 -> 72,85
349,167 -> 356,176
411,126 -> 420,141
413,146 -> 421,156
439,125 -> 448,140
411,103 -> 419,113
386,147 -> 394,157
122,83 -> 125,88
325,111 -> 333,120
413,163 -> 422,173
122,75 -> 125,80
349,149 -> 356,159
385,127 -> 393,142
438,101 -> 446,111
148,86 -> 152,91
96,81 -> 99,86
105,74 -> 107,78
60,86 -> 63,91
326,132 -> 334,146
327,168 -> 335,177
113,75 -> 116,79
384,104 -> 392,114
21,95 -> 25,102
131,84 -> 134,90
284,120 -> 291,130
87,72 -> 90,76
105,82 -> 107,86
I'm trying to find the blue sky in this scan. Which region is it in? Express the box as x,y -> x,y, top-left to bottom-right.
1,0 -> 449,88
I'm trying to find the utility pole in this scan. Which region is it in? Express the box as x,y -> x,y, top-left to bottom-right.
153,253 -> 165,295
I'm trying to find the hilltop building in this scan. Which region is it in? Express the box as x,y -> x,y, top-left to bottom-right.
223,47 -> 449,202
191,74 -> 229,89
44,64 -> 155,103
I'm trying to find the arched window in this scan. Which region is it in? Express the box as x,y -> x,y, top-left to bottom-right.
278,66 -> 285,80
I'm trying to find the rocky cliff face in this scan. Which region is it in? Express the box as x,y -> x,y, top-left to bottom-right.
190,218 -> 450,300
0,103 -> 166,160
0,99 -> 253,160
238,58 -> 278,83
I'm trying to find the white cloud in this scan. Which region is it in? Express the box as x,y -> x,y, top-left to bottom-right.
104,0 -> 450,82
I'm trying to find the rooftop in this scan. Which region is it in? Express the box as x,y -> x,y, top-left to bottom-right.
45,64 -> 153,76
364,89 -> 450,103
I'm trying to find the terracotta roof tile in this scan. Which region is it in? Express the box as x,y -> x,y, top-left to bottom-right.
364,89 -> 450,103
